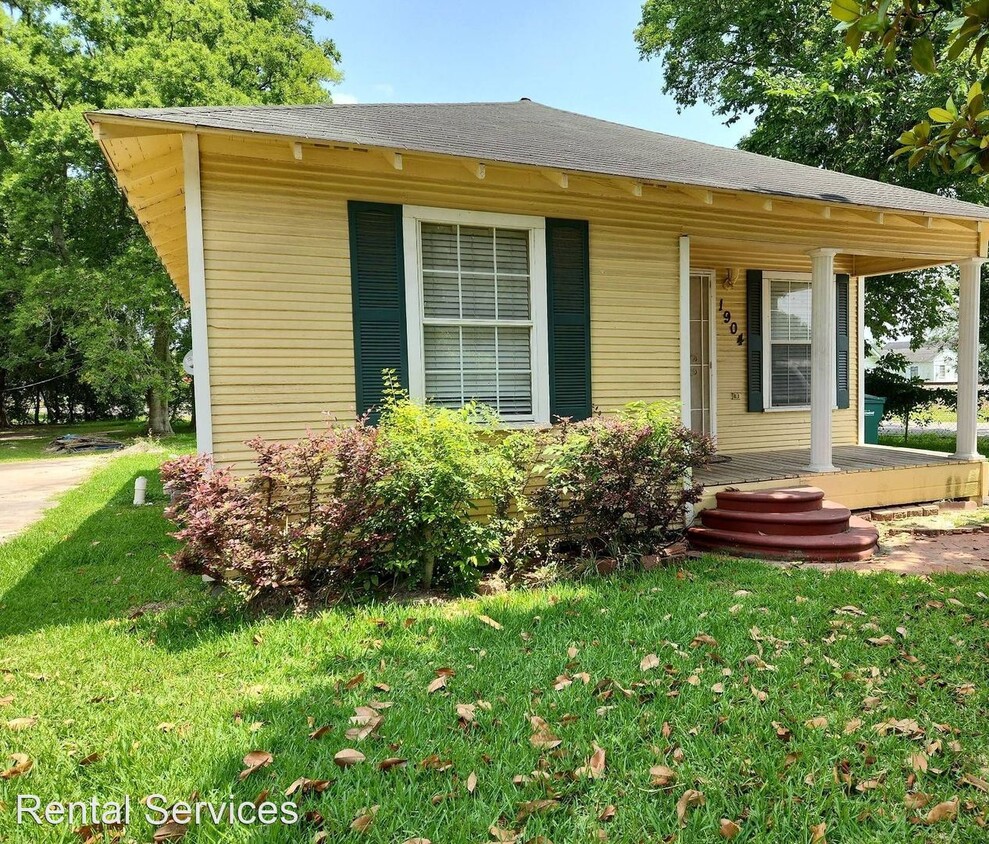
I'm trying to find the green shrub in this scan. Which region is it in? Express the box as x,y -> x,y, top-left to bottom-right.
373,387 -> 535,589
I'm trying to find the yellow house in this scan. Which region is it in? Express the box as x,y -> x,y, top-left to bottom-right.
86,100 -> 989,511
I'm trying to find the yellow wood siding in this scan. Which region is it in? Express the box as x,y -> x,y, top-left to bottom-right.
690,246 -> 859,453
189,134 -> 980,467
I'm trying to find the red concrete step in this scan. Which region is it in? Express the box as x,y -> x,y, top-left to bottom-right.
699,501 -> 852,536
687,516 -> 879,563
715,486 -> 824,514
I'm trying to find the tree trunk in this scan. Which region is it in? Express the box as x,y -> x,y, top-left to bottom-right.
33,391 -> 40,425
147,319 -> 174,437
0,370 -> 8,428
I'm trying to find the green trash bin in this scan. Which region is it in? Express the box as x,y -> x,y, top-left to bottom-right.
863,394 -> 886,444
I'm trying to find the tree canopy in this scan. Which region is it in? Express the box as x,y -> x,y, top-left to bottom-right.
0,0 -> 341,431
833,0 -> 989,179
635,0 -> 983,351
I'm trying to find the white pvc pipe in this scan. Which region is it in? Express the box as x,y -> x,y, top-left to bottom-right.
133,476 -> 147,506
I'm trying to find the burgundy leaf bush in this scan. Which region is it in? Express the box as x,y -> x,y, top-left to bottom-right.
509,401 -> 715,574
161,421 -> 394,610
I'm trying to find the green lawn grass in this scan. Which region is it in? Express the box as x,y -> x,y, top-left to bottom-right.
0,419 -> 195,462
878,430 -> 989,458
2,454 -> 989,841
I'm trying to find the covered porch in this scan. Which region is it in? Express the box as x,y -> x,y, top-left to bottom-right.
682,225 -> 989,512
695,443 -> 988,511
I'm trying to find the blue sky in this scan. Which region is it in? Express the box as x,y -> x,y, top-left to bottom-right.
318,0 -> 753,149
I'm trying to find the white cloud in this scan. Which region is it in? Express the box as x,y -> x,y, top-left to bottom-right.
372,83 -> 395,100
333,92 -> 359,104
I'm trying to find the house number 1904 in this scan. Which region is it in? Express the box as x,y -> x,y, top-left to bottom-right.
717,298 -> 745,345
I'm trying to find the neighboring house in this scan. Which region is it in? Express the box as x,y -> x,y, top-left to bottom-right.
867,340 -> 958,385
87,100 -> 989,509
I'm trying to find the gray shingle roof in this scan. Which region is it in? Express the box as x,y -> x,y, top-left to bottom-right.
93,100 -> 989,220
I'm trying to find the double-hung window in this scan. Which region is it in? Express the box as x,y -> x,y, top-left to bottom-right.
764,274 -> 812,409
403,207 -> 550,424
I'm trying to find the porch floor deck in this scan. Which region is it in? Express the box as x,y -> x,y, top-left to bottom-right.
696,444 -> 974,489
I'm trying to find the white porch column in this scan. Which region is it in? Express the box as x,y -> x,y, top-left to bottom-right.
808,248 -> 840,473
954,258 -> 985,460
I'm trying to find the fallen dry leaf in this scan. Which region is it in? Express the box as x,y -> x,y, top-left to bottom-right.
529,716 -> 562,750
517,799 -> 560,821
456,703 -> 476,723
152,821 -> 188,842
960,773 -> 989,793
350,805 -> 379,833
427,676 -> 448,694
378,757 -> 407,771
676,789 -> 705,827
0,753 -> 32,779
917,797 -> 959,825
401,840 -> 431,844
284,776 -> 331,796
810,821 -> 826,843
691,633 -> 718,648
909,752 -> 929,773
308,725 -> 332,740
334,748 -> 366,768
843,718 -> 863,735
598,804 -> 616,822
466,771 -> 477,793
577,744 -> 606,779
805,717 -> 829,730
489,825 -> 518,843
649,764 -> 677,787
719,818 -> 741,839
640,653 -> 660,671
238,750 -> 273,781
905,792 -> 932,810
6,717 -> 37,732
0,695 -> 13,707
478,615 -> 503,630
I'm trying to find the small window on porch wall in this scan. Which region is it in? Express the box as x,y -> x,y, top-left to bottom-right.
766,277 -> 812,407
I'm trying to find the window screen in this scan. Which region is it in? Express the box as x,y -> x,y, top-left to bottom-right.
769,279 -> 812,407
420,223 -> 534,418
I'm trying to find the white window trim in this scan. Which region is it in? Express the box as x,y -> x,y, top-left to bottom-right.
402,205 -> 550,426
762,271 -> 813,412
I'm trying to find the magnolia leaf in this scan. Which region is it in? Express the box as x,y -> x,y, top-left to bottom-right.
810,821 -> 827,843
831,0 -> 862,24
334,748 -> 366,768
676,789 -> 705,827
350,805 -> 379,833
912,37 -> 937,74
920,797 -> 959,824
152,821 -> 188,842
640,653 -> 660,671
719,818 -> 741,839
650,764 -> 677,787
0,753 -> 32,780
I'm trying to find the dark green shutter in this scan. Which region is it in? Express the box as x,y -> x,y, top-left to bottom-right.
746,270 -> 764,412
348,201 -> 408,420
546,218 -> 591,421
835,274 -> 850,409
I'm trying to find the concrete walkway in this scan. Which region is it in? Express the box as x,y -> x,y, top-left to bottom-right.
0,457 -> 103,542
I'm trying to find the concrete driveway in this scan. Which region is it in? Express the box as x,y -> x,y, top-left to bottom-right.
0,456 -> 103,542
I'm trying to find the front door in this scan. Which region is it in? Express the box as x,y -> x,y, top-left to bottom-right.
688,271 -> 715,437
